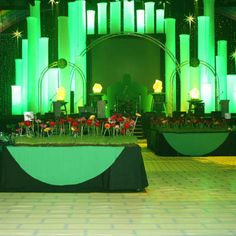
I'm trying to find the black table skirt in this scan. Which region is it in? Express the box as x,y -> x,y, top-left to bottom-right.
147,129 -> 236,156
0,145 -> 148,192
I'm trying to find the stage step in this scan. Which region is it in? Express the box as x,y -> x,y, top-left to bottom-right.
134,120 -> 145,139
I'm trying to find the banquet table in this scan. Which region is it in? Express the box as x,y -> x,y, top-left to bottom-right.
0,144 -> 148,192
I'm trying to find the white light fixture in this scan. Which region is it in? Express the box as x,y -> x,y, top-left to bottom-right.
93,83 -> 103,94
153,80 -> 163,93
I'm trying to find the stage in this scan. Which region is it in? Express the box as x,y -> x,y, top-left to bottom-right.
147,128 -> 236,156
0,144 -> 148,192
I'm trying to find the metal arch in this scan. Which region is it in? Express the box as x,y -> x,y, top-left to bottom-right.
79,32 -> 181,73
169,60 -> 220,114
38,61 -> 86,114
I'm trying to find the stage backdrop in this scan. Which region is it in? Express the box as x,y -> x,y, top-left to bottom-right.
87,35 -> 165,113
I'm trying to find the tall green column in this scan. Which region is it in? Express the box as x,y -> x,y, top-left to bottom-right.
123,0 -> 135,32
110,1 -> 121,33
179,34 -> 190,111
198,16 -> 214,112
13,59 -> 23,114
156,9 -> 164,33
58,16 -> 70,110
97,2 -> 107,34
203,0 -> 215,69
227,75 -> 236,113
38,37 -> 49,113
190,66 -> 200,92
217,40 -> 227,100
145,2 -> 155,34
87,10 -> 95,35
165,18 -> 176,115
136,9 -> 145,33
29,0 -> 41,38
22,39 -> 28,112
12,86 -> 22,115
27,17 -> 39,112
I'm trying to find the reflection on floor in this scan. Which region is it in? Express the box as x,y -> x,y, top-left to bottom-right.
0,141 -> 236,236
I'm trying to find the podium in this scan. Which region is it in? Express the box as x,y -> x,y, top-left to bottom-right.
151,93 -> 166,117
53,101 -> 68,117
188,99 -> 204,117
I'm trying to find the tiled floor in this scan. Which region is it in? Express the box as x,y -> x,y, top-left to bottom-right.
1,141 -> 236,236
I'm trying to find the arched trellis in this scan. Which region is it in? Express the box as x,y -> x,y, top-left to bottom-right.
79,32 -> 181,113
38,60 -> 86,114
169,60 -> 220,115
80,33 -> 180,71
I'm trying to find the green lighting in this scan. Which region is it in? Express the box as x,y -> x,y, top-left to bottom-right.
87,10 -> 95,35
136,9 -> 145,33
145,2 -> 155,34
29,0 -> 41,38
58,16 -> 70,110
123,0 -> 135,32
198,16 -> 214,112
190,67 -> 200,94
39,37 -> 49,113
12,86 -> 22,115
179,34 -> 190,111
27,17 -> 39,112
217,40 -> 227,100
227,75 -> 236,112
110,1 -> 121,33
97,3 -> 107,34
165,18 -> 176,114
156,9 -> 164,33
21,39 -> 28,112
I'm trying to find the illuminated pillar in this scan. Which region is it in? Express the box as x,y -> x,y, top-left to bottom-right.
179,34 -> 190,111
27,16 -> 39,112
203,0 -> 215,68
21,39 -> 28,112
97,2 -> 107,34
69,0 -> 86,105
165,18 -> 176,114
136,9 -> 145,33
145,2 -> 155,34
14,59 -> 23,114
227,75 -> 236,113
58,16 -> 70,109
198,16 -> 214,112
190,66 -> 200,92
156,9 -> 164,33
217,40 -> 227,100
110,1 -> 121,33
12,86 -> 22,115
123,0 -> 135,32
87,10 -> 95,35
29,0 -> 41,37
38,37 -> 49,113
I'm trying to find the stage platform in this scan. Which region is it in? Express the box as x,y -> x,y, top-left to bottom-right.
147,128 -> 236,156
0,144 -> 148,192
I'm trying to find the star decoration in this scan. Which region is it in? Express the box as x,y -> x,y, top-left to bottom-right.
184,14 -> 195,32
48,0 -> 56,7
230,49 -> 236,60
12,29 -> 23,40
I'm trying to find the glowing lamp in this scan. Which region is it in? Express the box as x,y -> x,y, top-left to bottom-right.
93,83 -> 103,94
153,80 -> 163,93
56,87 -> 66,101
189,88 -> 200,100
